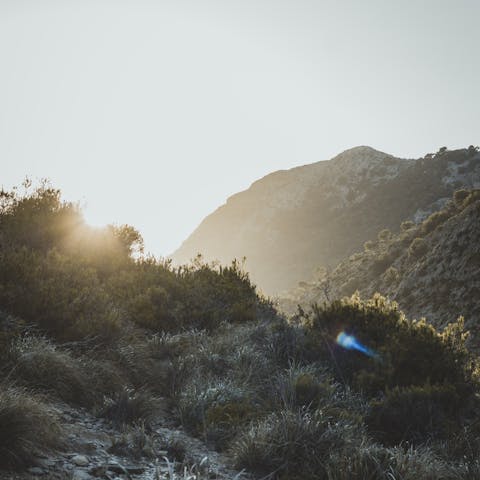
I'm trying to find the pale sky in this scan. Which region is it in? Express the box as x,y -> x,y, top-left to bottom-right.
1,0 -> 479,257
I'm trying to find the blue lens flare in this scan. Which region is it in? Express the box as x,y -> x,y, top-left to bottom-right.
336,331 -> 379,359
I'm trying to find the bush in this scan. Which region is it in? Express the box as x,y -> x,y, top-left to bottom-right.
383,266 -> 400,284
327,443 -> 461,480
462,189 -> 480,208
408,237 -> 428,258
366,384 -> 462,445
453,189 -> 471,208
301,295 -> 473,395
231,409 -> 357,480
401,220 -> 415,231
101,388 -> 163,428
273,363 -> 335,410
0,386 -> 63,470
107,424 -> 157,459
178,378 -> 256,446
3,336 -> 98,407
0,248 -> 122,342
421,210 -> 451,236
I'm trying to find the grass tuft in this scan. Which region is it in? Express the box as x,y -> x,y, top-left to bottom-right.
0,385 -> 63,470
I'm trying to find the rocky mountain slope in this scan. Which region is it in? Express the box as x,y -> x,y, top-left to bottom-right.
282,189 -> 480,345
172,146 -> 480,294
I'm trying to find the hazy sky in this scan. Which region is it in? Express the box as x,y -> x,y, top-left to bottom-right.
1,0 -> 479,257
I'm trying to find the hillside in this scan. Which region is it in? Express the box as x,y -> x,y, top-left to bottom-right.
3,182 -> 480,479
172,146 -> 480,294
282,189 -> 480,344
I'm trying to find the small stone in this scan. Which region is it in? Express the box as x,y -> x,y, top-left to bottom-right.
28,467 -> 46,476
72,469 -> 92,480
89,466 -> 107,477
71,455 -> 90,466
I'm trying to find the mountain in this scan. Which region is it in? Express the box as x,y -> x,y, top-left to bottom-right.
281,188 -> 480,345
172,146 -> 480,294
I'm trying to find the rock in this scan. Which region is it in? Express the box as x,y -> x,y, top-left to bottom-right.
72,469 -> 92,480
107,464 -> 127,475
125,466 -> 145,475
89,466 -> 107,477
71,455 -> 90,466
28,467 -> 46,476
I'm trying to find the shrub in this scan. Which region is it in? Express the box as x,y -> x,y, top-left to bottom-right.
101,388 -> 163,428
383,266 -> 400,284
364,240 -> 376,251
231,409 -> 357,480
108,424 -> 157,459
401,220 -> 415,231
4,336 -> 97,407
0,386 -> 63,470
178,378 -> 256,445
453,189 -> 471,208
273,363 -> 335,410
421,210 -> 451,236
462,189 -> 480,208
408,237 -> 428,258
301,295 -> 474,395
327,443 -> 461,480
366,384 -> 462,445
0,248 -> 122,342
377,229 -> 392,241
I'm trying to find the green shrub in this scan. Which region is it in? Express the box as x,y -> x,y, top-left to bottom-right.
383,266 -> 400,284
462,189 -> 480,208
366,384 -> 462,445
273,363 -> 335,410
401,220 -> 415,231
408,237 -> 428,258
0,386 -> 63,470
453,189 -> 471,208
178,379 -> 256,445
301,295 -> 473,395
0,248 -> 122,342
421,210 -> 451,235
377,229 -> 392,241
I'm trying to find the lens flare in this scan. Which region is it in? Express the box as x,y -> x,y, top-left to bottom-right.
336,331 -> 378,359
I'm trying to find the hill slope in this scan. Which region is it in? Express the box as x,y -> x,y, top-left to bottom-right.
172,146 -> 480,294
282,189 -> 480,343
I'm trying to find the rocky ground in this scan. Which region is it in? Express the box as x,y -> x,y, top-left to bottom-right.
0,402 -> 247,480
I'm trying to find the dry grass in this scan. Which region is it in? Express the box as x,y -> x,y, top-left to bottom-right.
4,336 -> 97,407
100,387 -> 164,427
0,385 -> 63,470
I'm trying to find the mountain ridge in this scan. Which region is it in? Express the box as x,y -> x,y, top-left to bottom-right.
172,146 -> 480,294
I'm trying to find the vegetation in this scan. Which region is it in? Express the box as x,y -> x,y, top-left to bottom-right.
0,385 -> 63,469
1,180 -> 480,478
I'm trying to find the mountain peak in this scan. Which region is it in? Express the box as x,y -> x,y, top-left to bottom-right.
172,146 -> 479,294
332,146 -> 393,163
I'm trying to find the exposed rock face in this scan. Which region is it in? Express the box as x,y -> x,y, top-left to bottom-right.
172,146 -> 480,294
282,190 -> 480,344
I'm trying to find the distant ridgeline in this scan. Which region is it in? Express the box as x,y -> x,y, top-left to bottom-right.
172,146 -> 480,295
